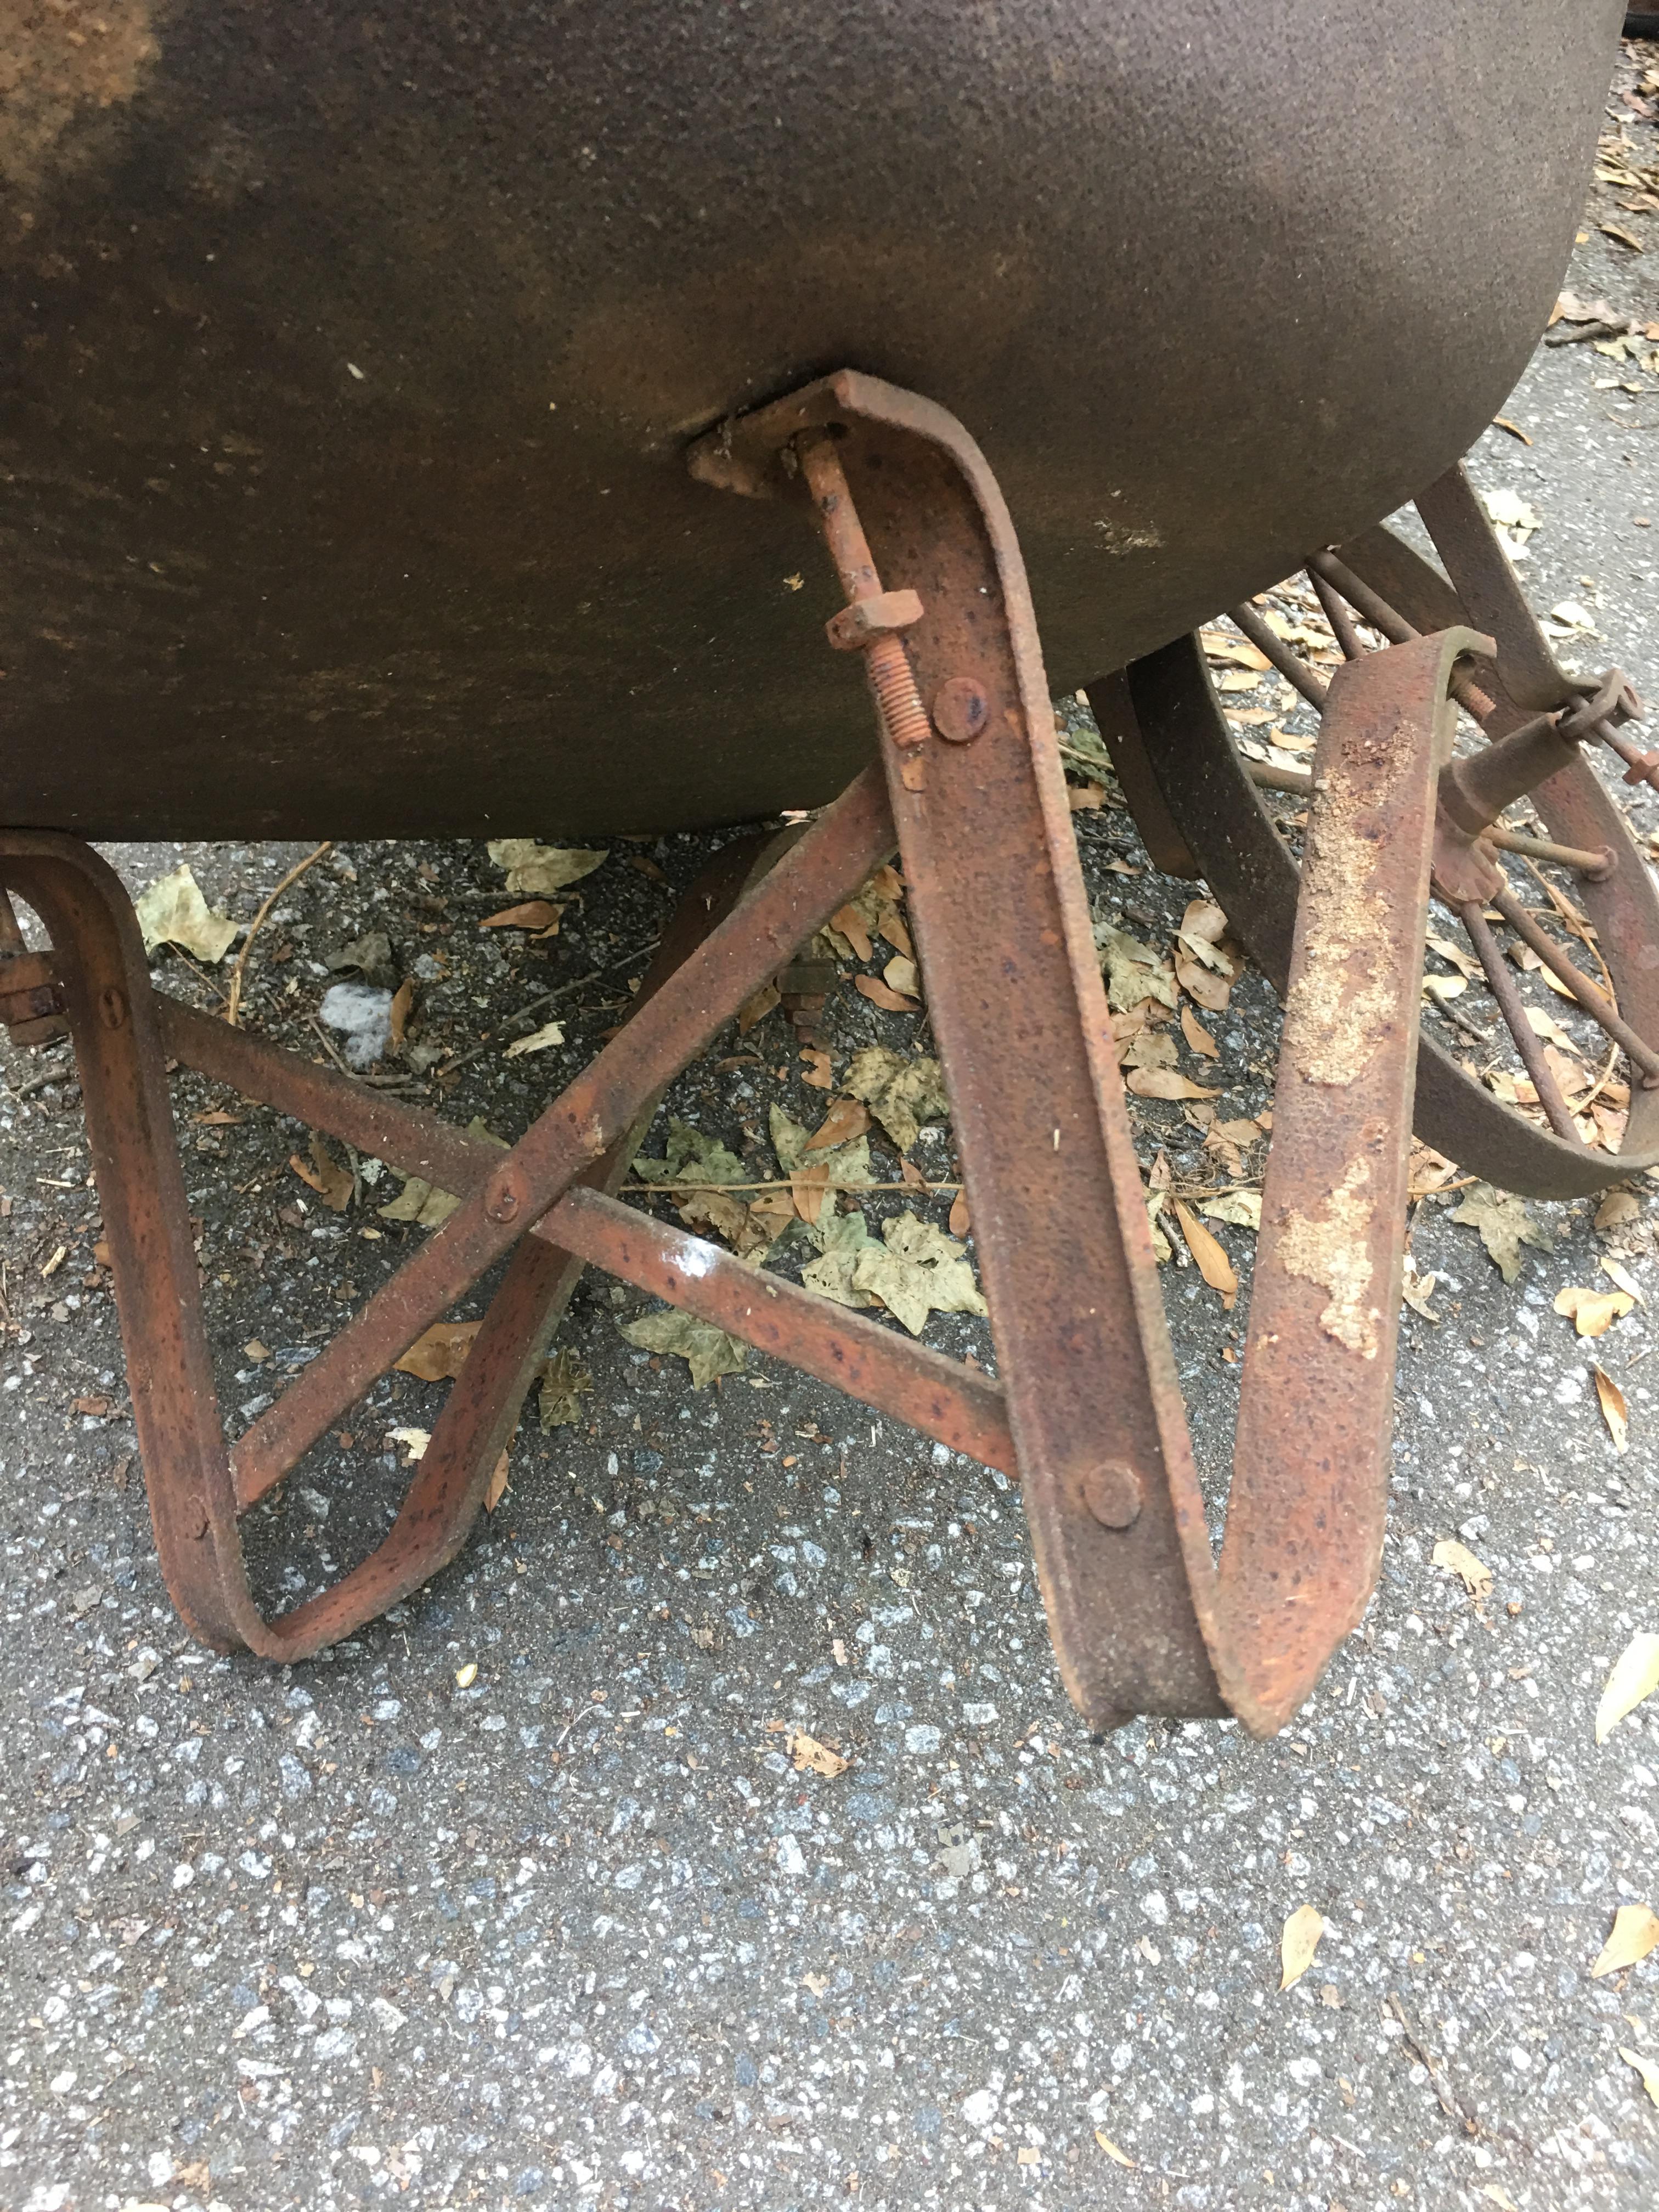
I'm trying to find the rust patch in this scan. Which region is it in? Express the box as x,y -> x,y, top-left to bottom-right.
1280,731 -> 1406,1086
1276,1159 -> 1380,1358
0,0 -> 158,194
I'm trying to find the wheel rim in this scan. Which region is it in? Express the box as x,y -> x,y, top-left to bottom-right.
1098,533 -> 1659,1201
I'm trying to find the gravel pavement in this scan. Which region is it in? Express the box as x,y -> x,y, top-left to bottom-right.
3,43 -> 1658,2212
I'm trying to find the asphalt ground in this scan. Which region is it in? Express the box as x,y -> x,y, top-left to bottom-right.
3,40 -> 1658,2212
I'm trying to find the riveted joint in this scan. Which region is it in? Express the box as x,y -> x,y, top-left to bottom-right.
1081,1460 -> 1143,1531
484,1167 -> 526,1226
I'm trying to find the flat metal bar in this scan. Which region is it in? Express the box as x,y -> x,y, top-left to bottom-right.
228,766 -> 895,1504
1212,628 -> 1483,1732
162,998 -> 497,1192
548,1190 -> 1018,1477
698,371 -> 1222,1726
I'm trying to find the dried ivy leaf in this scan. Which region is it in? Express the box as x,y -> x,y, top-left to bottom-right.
1554,1285 -> 1635,1338
378,1119 -> 505,1226
851,1211 -> 988,1336
485,838 -> 607,895
1200,1190 -> 1261,1231
1095,922 -> 1178,1012
1451,1183 -> 1552,1284
800,1204 -> 880,1310
618,1308 -> 748,1389
634,1119 -> 747,1189
135,863 -> 239,963
538,1347 -> 594,1430
843,1045 -> 950,1153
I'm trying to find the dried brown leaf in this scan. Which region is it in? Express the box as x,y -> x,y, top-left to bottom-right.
1279,1903 -> 1324,1990
830,902 -> 874,961
1126,1068 -> 1221,1101
1590,1903 -> 1659,1978
1181,1005 -> 1220,1059
1596,1632 -> 1659,1741
805,1097 -> 872,1153
855,974 -> 919,1013
396,1319 -> 483,1382
737,980 -> 781,1035
484,1449 -> 511,1513
481,900 -> 564,933
1594,1364 -> 1630,1455
290,1135 -> 353,1213
1172,1198 -> 1237,1308
788,1729 -> 849,1778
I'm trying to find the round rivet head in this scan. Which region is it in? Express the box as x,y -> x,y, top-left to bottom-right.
931,677 -> 990,744
485,1171 -> 523,1226
1081,1460 -> 1143,1530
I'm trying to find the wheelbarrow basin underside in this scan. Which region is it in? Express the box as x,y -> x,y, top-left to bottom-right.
0,0 -> 1621,838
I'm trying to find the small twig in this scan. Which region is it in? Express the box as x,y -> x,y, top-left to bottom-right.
304,1014 -> 356,1080
225,840 -> 334,1027
1386,1993 -> 1482,2137
1434,995 -> 1495,1045
1575,1037 -> 1624,1119
170,947 -> 230,1008
7,1053 -> 74,1101
434,966 -> 608,1080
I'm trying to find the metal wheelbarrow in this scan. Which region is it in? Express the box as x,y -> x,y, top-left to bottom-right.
0,0 -> 1650,1734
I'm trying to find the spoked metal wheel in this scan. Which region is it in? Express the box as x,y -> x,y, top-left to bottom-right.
1090,463 -> 1659,1200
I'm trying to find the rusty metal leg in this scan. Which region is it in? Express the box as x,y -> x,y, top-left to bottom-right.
697,376 -> 1224,1725
693,370 -> 1483,1736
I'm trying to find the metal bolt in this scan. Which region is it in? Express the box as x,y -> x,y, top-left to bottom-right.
1081,1460 -> 1143,1530
932,678 -> 990,745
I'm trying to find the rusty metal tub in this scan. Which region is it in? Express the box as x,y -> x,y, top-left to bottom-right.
0,0 -> 1626,838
